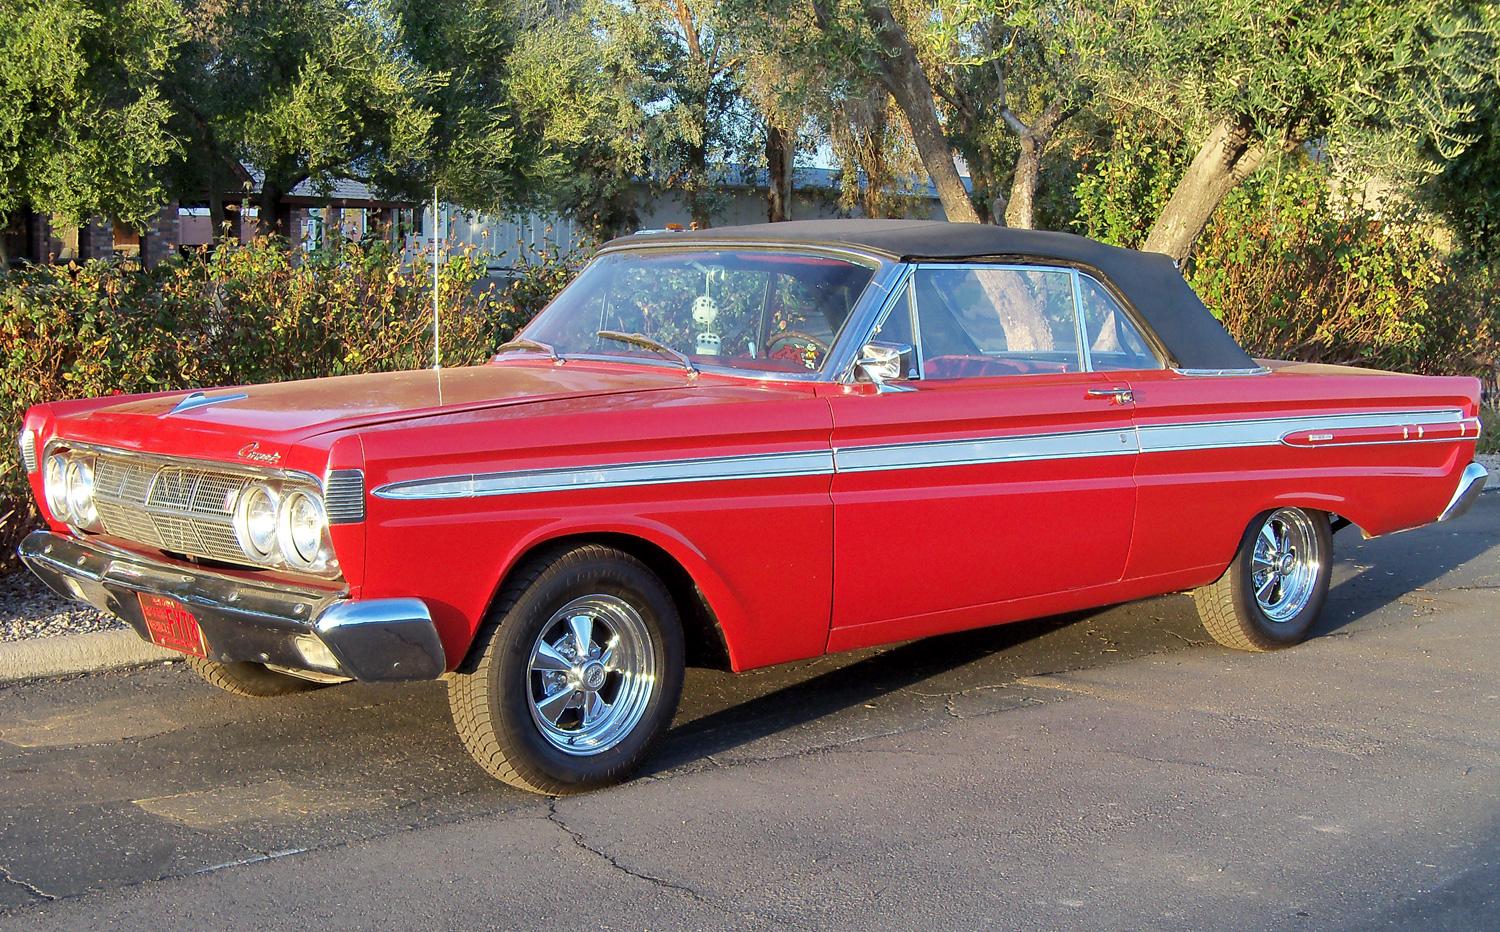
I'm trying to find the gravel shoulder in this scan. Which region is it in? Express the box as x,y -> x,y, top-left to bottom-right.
0,571 -> 122,643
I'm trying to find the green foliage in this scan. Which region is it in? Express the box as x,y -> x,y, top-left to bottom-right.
168,0 -> 434,221
1186,157 -> 1491,377
0,239 -> 575,567
0,0 -> 183,229
1427,96 -> 1500,258
1076,0 -> 1500,181
1072,113 -> 1188,247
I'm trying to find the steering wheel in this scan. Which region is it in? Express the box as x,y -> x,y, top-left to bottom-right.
766,330 -> 830,356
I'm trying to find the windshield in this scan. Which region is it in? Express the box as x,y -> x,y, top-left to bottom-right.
517,249 -> 877,374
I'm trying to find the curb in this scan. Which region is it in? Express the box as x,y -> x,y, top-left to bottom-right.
0,629 -> 174,684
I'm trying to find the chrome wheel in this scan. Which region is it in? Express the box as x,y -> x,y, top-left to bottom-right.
1250,508 -> 1322,623
526,594 -> 656,756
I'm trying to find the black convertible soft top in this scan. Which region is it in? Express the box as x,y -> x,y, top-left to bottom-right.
605,219 -> 1255,370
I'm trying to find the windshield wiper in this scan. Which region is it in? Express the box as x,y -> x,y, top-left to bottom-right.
595,330 -> 698,375
495,337 -> 562,362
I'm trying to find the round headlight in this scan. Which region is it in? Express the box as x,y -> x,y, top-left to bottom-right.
44,454 -> 71,521
234,482 -> 281,561
277,490 -> 328,569
65,458 -> 98,528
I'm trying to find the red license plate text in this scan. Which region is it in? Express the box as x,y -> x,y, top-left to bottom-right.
137,594 -> 208,658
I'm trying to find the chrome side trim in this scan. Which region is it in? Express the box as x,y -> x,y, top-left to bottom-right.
1172,367 -> 1271,377
370,408 -> 1472,501
836,428 -> 1137,474
1438,462 -> 1489,522
18,428 -> 37,473
324,469 -> 366,524
373,450 -> 836,501
168,391 -> 250,415
1140,409 -> 1465,453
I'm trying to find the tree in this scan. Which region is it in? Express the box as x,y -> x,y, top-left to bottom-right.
167,0 -> 434,236
840,0 -> 979,222
571,0 -> 752,229
391,0 -> 621,218
1076,0 -> 1500,260
1429,98 -> 1500,257
0,0 -> 182,256
930,3 -> 1089,227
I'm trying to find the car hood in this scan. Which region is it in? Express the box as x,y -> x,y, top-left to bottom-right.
48,363 -> 694,455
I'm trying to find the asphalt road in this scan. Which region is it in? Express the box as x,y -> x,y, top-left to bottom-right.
1,495 -> 1496,930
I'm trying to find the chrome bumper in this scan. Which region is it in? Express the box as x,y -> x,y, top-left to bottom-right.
17,531 -> 445,682
1438,462 -> 1489,523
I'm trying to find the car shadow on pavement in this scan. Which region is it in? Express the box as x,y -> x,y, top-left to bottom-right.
1312,500 -> 1498,639
647,611 -> 1090,774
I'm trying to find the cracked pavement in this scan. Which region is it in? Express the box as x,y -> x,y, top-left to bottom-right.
0,494 -> 1496,929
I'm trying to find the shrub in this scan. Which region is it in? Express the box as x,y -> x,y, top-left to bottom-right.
1,237 -> 581,569
1187,157 -> 1499,380
1072,113 -> 1189,249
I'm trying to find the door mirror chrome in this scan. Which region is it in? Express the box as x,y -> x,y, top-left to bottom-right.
855,342 -> 916,393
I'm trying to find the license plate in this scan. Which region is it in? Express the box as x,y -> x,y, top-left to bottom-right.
137,594 -> 208,658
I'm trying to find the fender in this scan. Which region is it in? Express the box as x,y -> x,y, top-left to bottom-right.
486,515 -> 767,673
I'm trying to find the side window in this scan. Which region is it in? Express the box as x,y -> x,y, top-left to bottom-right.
913,266 -> 1082,380
870,283 -> 914,347
866,283 -> 917,380
1079,276 -> 1164,371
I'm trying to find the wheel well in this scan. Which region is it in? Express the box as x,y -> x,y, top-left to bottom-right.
495,533 -> 733,671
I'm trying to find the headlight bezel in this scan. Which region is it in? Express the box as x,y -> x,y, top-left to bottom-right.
276,489 -> 330,571
43,453 -> 71,522
233,481 -> 283,562
65,456 -> 100,529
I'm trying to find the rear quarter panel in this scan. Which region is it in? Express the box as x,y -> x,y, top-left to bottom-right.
1124,364 -> 1481,586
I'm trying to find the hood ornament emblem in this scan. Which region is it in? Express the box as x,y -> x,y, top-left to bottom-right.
237,442 -> 282,465
168,391 -> 249,415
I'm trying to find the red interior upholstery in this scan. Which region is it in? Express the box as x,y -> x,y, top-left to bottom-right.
922,355 -> 1072,380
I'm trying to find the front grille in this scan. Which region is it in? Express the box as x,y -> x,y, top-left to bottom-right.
92,453 -> 258,566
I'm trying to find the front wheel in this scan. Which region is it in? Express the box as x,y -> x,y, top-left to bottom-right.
186,657 -> 328,697
1193,507 -> 1332,651
447,545 -> 685,795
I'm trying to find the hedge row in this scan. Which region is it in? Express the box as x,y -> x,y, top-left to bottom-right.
1,239 -> 574,568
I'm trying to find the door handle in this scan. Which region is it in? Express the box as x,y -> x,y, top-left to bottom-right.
1086,388 -> 1134,405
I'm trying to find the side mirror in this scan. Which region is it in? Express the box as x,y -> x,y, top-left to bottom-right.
855,341 -> 916,392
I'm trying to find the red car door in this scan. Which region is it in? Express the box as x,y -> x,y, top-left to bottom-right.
824,263 -> 1153,651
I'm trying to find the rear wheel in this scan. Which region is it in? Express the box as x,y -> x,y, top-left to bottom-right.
1193,507 -> 1332,651
447,545 -> 685,795
186,657 -> 327,698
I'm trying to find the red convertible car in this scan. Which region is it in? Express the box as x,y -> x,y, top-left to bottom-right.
17,220 -> 1487,793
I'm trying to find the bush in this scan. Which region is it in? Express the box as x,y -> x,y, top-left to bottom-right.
1,237 -> 581,569
1188,158 -> 1499,381
1071,112 -> 1189,249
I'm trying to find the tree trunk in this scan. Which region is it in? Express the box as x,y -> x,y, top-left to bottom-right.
255,180 -> 283,237
856,0 -> 979,224
1143,118 -> 1273,261
687,127 -> 711,228
1004,134 -> 1043,230
208,190 -> 226,243
766,124 -> 794,222
1001,101 -> 1073,230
